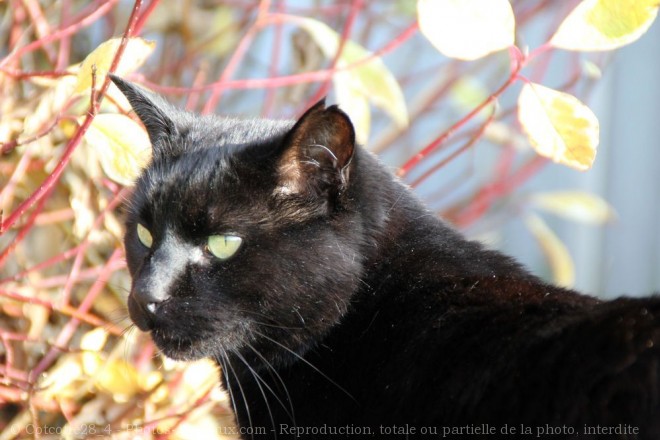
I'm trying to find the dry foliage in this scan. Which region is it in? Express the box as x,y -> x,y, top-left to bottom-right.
0,0 -> 657,438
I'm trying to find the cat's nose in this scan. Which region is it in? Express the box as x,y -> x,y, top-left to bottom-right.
132,278 -> 169,315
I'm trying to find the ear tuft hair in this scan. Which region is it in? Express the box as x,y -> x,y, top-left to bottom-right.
109,75 -> 178,156
276,99 -> 355,200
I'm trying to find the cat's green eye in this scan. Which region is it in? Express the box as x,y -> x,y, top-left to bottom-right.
136,223 -> 153,248
207,235 -> 242,260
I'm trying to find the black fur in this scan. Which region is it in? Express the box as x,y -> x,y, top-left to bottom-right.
112,75 -> 660,439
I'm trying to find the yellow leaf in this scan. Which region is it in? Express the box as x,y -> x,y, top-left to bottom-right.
94,360 -> 141,402
296,17 -> 408,142
333,70 -> 371,144
518,82 -> 599,171
181,359 -> 219,392
200,8 -> 241,58
20,76 -> 76,141
80,327 -> 109,351
525,214 -> 575,288
38,355 -> 84,399
169,359 -> 220,407
149,383 -> 170,404
66,172 -> 96,240
82,351 -> 104,376
83,114 -> 152,185
174,413 -> 222,440
80,328 -> 108,375
417,0 -> 515,60
531,191 -> 615,225
550,0 -> 659,51
140,370 -> 163,392
75,38 -> 155,94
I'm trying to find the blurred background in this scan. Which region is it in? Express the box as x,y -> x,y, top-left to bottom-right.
498,17 -> 660,298
1,0 -> 659,437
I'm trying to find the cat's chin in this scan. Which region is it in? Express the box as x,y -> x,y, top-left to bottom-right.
150,328 -> 212,361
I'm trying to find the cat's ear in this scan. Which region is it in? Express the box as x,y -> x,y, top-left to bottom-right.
277,99 -> 355,198
109,74 -> 178,156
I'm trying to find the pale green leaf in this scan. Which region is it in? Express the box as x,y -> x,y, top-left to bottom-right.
75,38 -> 156,94
550,0 -> 660,51
525,213 -> 575,288
582,60 -> 603,79
297,17 -> 408,143
417,0 -> 515,60
518,82 -> 599,171
450,76 -> 490,113
83,114 -> 152,185
531,191 -> 615,225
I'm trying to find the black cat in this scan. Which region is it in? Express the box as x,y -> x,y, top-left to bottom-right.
111,75 -> 660,439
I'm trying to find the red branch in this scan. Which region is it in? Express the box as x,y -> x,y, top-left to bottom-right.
144,20 -> 417,95
307,0 -> 364,105
398,47 -> 524,178
0,0 -> 121,70
0,0 -> 144,235
410,106 -> 497,189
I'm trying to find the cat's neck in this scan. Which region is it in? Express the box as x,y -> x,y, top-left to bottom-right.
349,147 -> 535,291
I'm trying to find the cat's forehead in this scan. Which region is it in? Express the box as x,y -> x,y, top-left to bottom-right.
131,144 -> 272,233
147,146 -> 231,190
185,115 -> 293,149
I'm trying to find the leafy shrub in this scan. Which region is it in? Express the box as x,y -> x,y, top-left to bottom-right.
0,0 -> 656,437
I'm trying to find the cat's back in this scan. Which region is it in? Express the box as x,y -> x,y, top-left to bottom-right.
338,251 -> 660,435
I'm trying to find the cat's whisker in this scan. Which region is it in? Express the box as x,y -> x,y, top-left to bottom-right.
252,329 -> 356,402
233,308 -> 304,331
106,305 -> 132,328
119,323 -> 136,338
245,341 -> 296,426
218,351 -> 246,440
232,350 -> 279,439
121,325 -> 137,365
222,349 -> 255,440
150,328 -> 168,362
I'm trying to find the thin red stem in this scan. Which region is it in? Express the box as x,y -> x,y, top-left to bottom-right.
0,185 -> 53,267
143,21 -> 417,95
0,289 -> 124,335
397,48 -> 523,178
410,106 -> 497,189
28,248 -> 123,383
202,1 -> 269,113
133,0 -> 161,35
0,0 -> 120,69
262,0 -> 286,116
0,0 -> 143,235
60,187 -> 128,305
307,0 -> 363,105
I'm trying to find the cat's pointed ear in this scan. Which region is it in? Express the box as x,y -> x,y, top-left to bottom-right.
277,99 -> 355,198
109,74 -> 178,155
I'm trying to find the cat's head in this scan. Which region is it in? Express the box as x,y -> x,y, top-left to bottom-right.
111,76 -> 365,362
